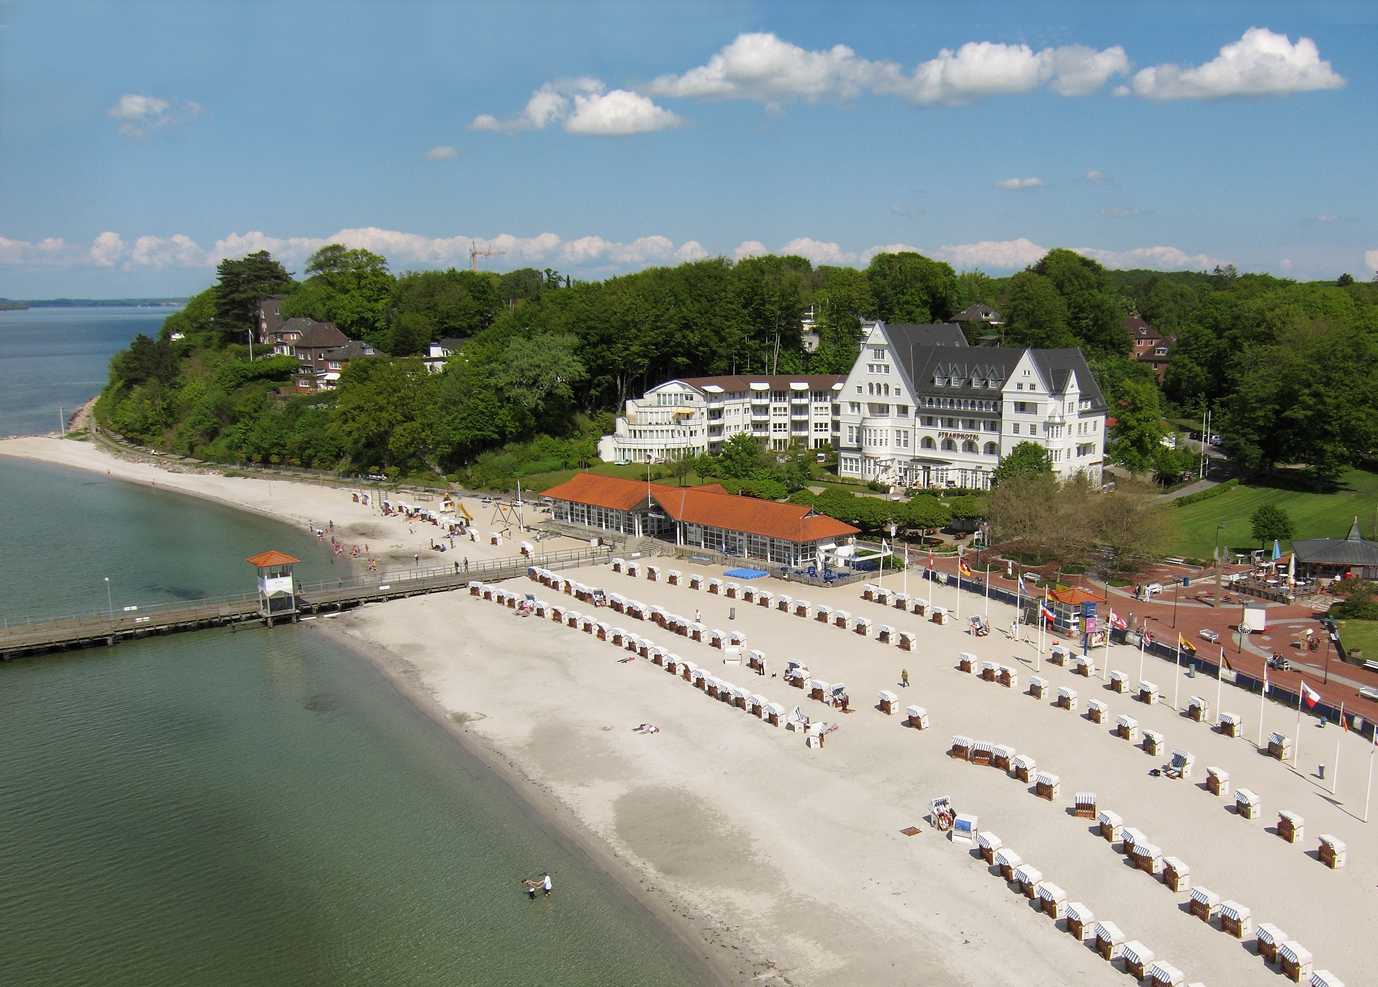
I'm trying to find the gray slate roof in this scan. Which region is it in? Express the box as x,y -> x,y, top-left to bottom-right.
891,340 -> 1107,413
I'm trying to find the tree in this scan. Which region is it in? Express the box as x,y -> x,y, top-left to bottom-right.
719,432 -> 766,479
1001,271 -> 1075,348
903,495 -> 951,532
1108,378 -> 1167,473
489,333 -> 587,429
990,441 -> 1053,486
665,451 -> 695,486
1032,249 -> 1128,354
865,251 -> 957,324
212,251 -> 294,341
1249,504 -> 1295,547
283,245 -> 395,340
1152,443 -> 1198,485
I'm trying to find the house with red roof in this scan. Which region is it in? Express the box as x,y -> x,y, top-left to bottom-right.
542,473 -> 858,566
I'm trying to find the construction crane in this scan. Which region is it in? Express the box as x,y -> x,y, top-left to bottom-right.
469,241 -> 505,272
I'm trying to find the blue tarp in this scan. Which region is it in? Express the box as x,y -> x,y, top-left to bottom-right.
724,567 -> 769,579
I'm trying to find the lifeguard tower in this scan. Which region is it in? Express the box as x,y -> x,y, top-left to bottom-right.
247,551 -> 300,625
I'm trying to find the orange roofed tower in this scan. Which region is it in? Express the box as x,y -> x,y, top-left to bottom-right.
247,551 -> 300,624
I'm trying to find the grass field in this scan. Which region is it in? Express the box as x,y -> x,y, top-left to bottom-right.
1169,467 -> 1378,560
1335,619 -> 1378,662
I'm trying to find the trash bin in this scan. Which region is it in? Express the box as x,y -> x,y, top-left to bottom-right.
1319,764 -> 1326,780
730,606 -> 736,620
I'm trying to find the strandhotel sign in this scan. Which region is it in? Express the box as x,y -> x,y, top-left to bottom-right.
938,431 -> 982,442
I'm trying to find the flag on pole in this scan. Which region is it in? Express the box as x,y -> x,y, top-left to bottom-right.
1177,634 -> 1198,655
1263,664 -> 1270,695
1110,611 -> 1127,631
959,559 -> 973,578
927,550 -> 934,569
1302,680 -> 1321,708
1220,648 -> 1232,673
1342,709 -> 1350,732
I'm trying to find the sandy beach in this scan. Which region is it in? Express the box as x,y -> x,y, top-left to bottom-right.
0,431 -> 593,573
320,563 -> 1377,987
6,433 -> 1375,986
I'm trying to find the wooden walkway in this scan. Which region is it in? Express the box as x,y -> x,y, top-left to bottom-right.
1,547 -> 610,661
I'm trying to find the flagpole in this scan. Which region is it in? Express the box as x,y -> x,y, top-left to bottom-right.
1365,729 -> 1375,823
1258,665 -> 1268,748
903,538 -> 908,597
984,562 -> 990,618
955,547 -> 962,622
1173,638 -> 1182,711
1216,647 -> 1224,727
1332,704 -> 1344,796
1138,624 -> 1146,686
1294,675 -> 1303,769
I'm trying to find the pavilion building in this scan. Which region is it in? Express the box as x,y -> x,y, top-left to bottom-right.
541,473 -> 858,567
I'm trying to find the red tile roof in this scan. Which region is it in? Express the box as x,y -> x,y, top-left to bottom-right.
540,473 -> 652,512
543,473 -> 858,544
247,550 -> 300,567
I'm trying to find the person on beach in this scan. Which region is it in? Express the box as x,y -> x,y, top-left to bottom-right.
694,609 -> 701,624
523,878 -> 538,900
901,669 -> 909,688
542,872 -> 552,897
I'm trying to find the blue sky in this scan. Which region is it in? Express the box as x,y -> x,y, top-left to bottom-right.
2,0 -> 1376,297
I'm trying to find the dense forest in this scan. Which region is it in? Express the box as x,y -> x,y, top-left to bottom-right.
96,242 -> 1378,494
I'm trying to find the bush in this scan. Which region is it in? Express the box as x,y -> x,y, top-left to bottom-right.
1173,478 -> 1239,508
1332,599 -> 1378,620
213,354 -> 300,390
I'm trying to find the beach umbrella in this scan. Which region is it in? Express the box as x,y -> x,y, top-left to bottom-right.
1287,553 -> 1295,586
1272,539 -> 1282,561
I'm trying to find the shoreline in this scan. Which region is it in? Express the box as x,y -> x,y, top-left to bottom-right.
314,619 -> 741,987
0,432 -> 737,985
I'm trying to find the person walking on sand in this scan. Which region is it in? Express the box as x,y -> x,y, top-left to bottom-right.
901,668 -> 909,688
695,609 -> 701,624
541,872 -> 552,897
522,878 -> 538,900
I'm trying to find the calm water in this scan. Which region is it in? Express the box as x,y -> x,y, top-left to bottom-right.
0,306 -> 171,437
0,317 -> 712,986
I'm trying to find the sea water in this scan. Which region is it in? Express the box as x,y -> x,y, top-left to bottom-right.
0,316 -> 713,986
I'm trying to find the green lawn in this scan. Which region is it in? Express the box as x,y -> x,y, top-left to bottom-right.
1334,619 -> 1378,662
1169,467 -> 1378,561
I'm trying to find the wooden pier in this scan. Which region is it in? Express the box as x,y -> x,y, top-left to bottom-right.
2,547 -> 611,661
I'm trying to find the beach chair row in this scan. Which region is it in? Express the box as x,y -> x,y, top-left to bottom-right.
949,736 -> 1057,796
610,559 -> 693,586
482,578 -> 795,729
858,583 -> 960,625
1093,811 -> 1343,985
977,830 -> 1197,987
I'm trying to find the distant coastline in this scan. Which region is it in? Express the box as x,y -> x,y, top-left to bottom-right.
0,298 -> 187,311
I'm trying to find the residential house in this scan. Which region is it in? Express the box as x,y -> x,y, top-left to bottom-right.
1127,315 -> 1173,382
950,303 -> 1003,343
422,337 -> 468,373
256,295 -> 289,345
295,340 -> 379,392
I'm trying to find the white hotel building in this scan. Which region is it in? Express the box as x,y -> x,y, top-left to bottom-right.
597,374 -> 846,463
834,321 -> 1107,490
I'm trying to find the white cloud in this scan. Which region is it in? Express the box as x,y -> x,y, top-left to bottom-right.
1280,258 -> 1293,272
732,241 -> 767,260
0,236 -> 71,265
1124,28 -> 1345,99
891,205 -> 923,216
994,177 -> 1046,190
934,238 -> 1048,270
1080,169 -> 1114,185
1366,249 -> 1378,273
565,89 -> 683,135
1316,214 -> 1338,222
779,238 -> 857,266
645,32 -> 1128,107
1074,244 -> 1219,271
471,79 -> 680,136
107,94 -> 206,139
130,234 -> 206,268
423,145 -> 458,161
87,232 -> 126,266
1099,207 -> 1143,217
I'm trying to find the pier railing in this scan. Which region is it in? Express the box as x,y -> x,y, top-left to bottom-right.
1,546 -> 611,656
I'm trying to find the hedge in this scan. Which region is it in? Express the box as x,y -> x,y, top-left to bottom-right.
1173,478 -> 1240,508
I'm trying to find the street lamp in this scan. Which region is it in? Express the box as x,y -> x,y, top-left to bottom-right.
1214,521 -> 1227,600
104,576 -> 113,627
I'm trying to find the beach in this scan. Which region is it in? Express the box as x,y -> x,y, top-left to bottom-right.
6,433 -> 1375,986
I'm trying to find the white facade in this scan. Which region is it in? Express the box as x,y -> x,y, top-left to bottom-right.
835,321 -> 1105,491
597,375 -> 844,463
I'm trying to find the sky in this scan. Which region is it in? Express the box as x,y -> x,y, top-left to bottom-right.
2,0 -> 1376,298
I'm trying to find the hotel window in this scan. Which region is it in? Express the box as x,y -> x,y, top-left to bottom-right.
922,415 -> 935,426
871,348 -> 886,359
897,429 -> 910,449
772,422 -> 788,432
1012,423 -> 1020,434
847,425 -> 857,443
814,421 -> 828,432
849,402 -> 861,414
